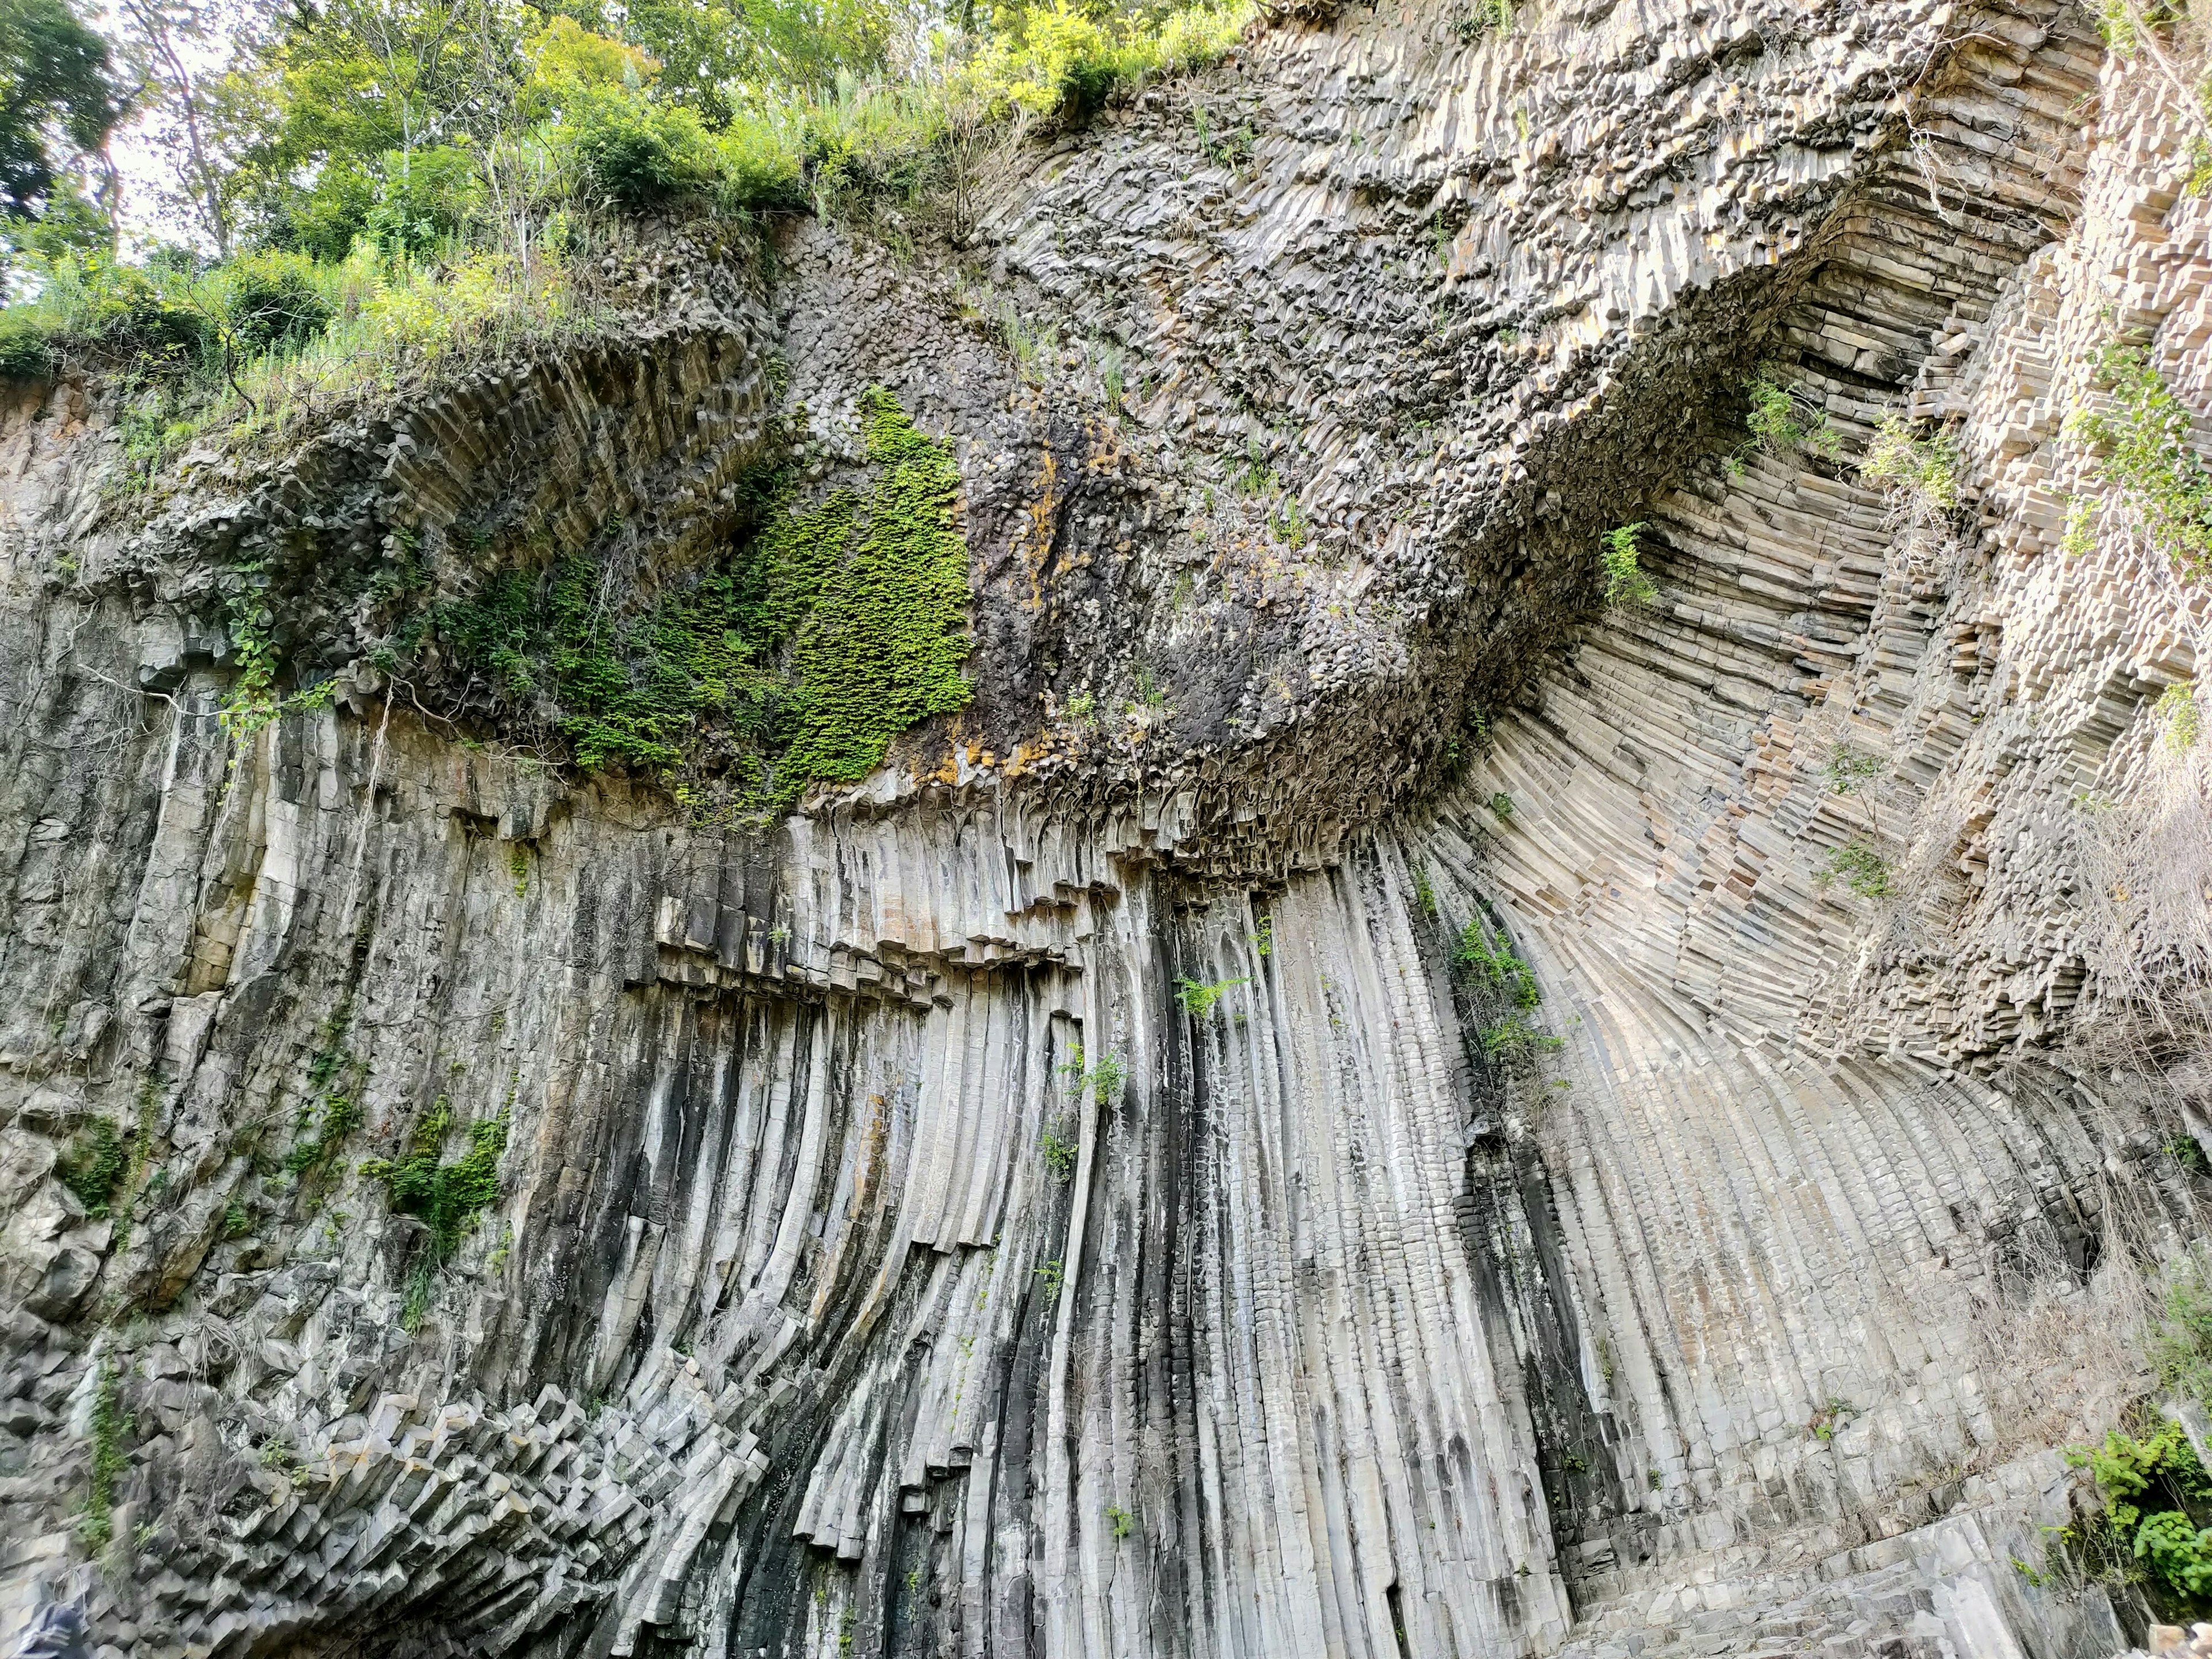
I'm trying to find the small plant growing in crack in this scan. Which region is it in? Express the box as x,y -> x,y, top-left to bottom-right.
1810,1398 -> 1857,1441
1059,1045 -> 1126,1104
1816,841 -> 1891,900
1175,975 -> 1249,1018
1040,1119 -> 1078,1183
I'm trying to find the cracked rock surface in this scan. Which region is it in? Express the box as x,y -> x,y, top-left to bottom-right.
3,2 -> 2211,1657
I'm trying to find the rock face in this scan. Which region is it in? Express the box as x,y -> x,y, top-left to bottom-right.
4,1 -> 2211,1656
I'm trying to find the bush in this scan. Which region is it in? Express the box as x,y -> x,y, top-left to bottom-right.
224,250 -> 333,352
1600,521 -> 1657,606
716,107 -> 809,213
2067,342 -> 2212,581
0,312 -> 53,379
1816,840 -> 1891,899
570,97 -> 718,211
2070,1418 -> 2212,1612
1862,408 -> 1959,513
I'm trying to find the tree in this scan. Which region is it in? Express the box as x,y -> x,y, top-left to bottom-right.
113,0 -> 265,256
0,0 -> 126,218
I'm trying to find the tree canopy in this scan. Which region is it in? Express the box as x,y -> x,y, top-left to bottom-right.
0,0 -> 126,219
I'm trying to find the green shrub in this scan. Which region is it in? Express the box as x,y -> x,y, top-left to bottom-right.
571,98 -> 719,210
1059,1044 -> 1126,1104
715,107 -> 810,212
1600,521 -> 1657,606
2159,683 -> 2202,752
1745,369 -> 1839,459
1453,925 -> 1541,1007
223,251 -> 334,352
2070,1418 -> 2212,1611
1480,1014 -> 1563,1061
1725,368 -> 1839,475
363,145 -> 484,255
360,1099 -> 509,1261
1040,1119 -> 1078,1181
1862,408 -> 1958,512
2067,342 -> 2212,580
2149,1255 -> 2212,1403
0,312 -> 52,378
1174,975 -> 1249,1017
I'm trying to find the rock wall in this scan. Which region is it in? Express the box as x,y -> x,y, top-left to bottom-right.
3,1 -> 2211,1657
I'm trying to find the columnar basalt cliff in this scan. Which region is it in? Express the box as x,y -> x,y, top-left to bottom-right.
5,2 -> 2212,1657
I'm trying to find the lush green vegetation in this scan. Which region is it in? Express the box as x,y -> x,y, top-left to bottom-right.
424,385 -> 970,814
2070,1418 -> 2212,1609
0,0 -> 1253,424
0,0 -> 123,240
1599,521 -> 1656,607
2068,342 -> 2212,579
359,1096 -> 509,1262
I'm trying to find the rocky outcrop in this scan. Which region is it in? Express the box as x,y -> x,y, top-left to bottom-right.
3,1 -> 2210,1657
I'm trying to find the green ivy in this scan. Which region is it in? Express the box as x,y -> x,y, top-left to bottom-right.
777,387 -> 972,787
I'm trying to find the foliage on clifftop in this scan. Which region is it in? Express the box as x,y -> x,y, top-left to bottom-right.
421,385 -> 972,817
0,0 -> 1252,447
